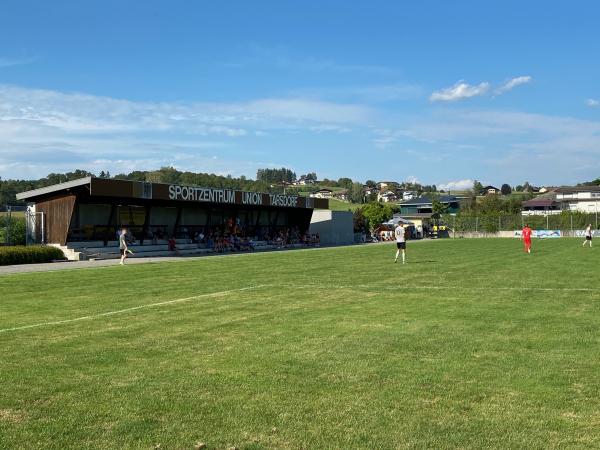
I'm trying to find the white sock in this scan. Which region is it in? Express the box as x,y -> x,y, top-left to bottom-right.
402,252 -> 406,263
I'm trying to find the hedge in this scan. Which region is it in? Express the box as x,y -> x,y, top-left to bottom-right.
0,245 -> 66,266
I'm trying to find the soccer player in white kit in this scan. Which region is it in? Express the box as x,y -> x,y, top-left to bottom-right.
394,223 -> 406,264
583,224 -> 593,247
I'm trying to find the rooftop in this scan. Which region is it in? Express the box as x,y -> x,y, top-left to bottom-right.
555,186 -> 600,194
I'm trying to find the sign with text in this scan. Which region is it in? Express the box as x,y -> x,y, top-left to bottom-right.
89,178 -> 326,209
167,184 -> 304,208
514,230 -> 562,238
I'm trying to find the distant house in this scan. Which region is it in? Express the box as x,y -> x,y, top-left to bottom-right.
310,188 -> 334,199
293,175 -> 315,186
482,185 -> 501,195
333,189 -> 349,201
400,195 -> 461,215
402,190 -> 416,201
538,186 -> 557,194
363,185 -> 378,196
522,193 -> 560,216
376,181 -> 396,191
554,186 -> 600,213
378,190 -> 398,203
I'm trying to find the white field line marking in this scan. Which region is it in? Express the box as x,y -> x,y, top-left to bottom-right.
272,283 -> 600,293
0,285 -> 269,334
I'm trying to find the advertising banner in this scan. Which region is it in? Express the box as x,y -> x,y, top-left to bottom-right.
513,230 -> 562,238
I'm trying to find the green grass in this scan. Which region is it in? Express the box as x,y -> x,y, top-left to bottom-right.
0,211 -> 25,218
324,198 -> 361,211
1,239 -> 599,449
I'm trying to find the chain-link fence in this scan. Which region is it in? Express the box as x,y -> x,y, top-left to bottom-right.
441,212 -> 599,234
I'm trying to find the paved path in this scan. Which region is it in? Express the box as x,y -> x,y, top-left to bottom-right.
0,255 -> 192,276
0,240 -> 432,276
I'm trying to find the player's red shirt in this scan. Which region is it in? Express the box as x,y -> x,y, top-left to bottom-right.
522,227 -> 532,240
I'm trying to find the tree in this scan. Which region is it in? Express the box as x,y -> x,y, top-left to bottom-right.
505,196 -> 523,214
430,193 -> 449,215
353,208 -> 368,232
337,177 -> 354,190
360,202 -> 394,231
515,185 -> 524,192
522,181 -> 532,192
256,167 -> 296,184
350,182 -> 365,203
365,180 -> 376,188
473,180 -> 483,195
478,194 -> 505,215
501,184 -> 512,195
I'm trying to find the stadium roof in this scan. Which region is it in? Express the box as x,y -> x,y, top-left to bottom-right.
16,177 -> 328,209
16,177 -> 93,201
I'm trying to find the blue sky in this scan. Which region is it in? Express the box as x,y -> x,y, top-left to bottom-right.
1,1 -> 599,188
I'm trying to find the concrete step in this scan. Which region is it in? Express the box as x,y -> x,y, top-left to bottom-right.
78,243 -> 202,254
90,247 -> 215,260
67,238 -> 192,249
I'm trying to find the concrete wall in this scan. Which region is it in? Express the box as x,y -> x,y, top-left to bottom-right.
309,210 -> 354,245
453,231 -> 515,238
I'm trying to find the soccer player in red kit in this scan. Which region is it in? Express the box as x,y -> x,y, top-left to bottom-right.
522,224 -> 532,253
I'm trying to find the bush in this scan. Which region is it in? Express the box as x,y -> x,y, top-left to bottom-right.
0,245 -> 65,266
0,216 -> 26,245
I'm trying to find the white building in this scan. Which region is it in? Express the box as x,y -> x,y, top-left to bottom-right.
310,188 -> 333,199
333,189 -> 349,201
555,186 -> 600,213
378,190 -> 398,203
293,176 -> 316,186
402,190 -> 416,201
377,181 -> 396,191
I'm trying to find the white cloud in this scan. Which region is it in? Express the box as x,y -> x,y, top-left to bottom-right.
495,76 -> 532,94
586,98 -> 599,107
385,108 -> 600,183
438,179 -> 475,191
430,81 -> 490,102
0,84 -> 374,178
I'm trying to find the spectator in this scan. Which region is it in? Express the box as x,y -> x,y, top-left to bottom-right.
168,236 -> 178,253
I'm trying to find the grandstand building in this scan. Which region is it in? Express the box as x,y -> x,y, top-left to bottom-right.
17,177 -> 328,258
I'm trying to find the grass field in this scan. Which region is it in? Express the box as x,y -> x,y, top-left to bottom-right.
322,199 -> 362,211
1,239 -> 599,449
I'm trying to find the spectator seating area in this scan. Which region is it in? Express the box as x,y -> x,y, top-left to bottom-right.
54,235 -> 321,261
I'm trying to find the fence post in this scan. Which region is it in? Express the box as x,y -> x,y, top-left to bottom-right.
475,216 -> 478,234
453,215 -> 456,238
5,206 -> 11,245
546,214 -> 549,230
570,213 -> 573,236
498,216 -> 501,232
